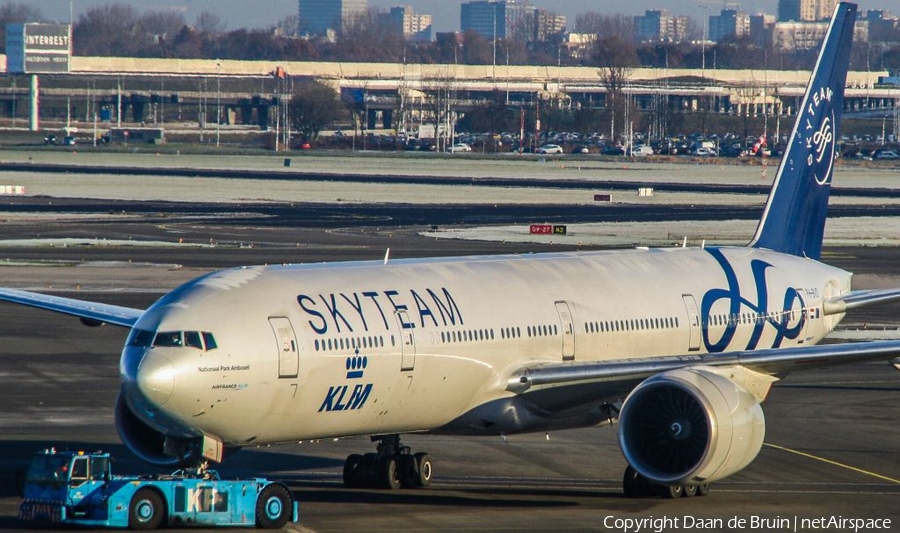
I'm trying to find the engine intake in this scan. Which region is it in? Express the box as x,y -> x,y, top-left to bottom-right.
618,366 -> 765,486
115,394 -> 203,467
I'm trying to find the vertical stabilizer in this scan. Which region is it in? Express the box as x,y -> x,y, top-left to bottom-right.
749,2 -> 856,260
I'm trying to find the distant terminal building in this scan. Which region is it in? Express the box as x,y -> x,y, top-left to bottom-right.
298,0 -> 368,36
383,6 -> 432,42
634,10 -> 689,43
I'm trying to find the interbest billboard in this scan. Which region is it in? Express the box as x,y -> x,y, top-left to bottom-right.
6,23 -> 72,74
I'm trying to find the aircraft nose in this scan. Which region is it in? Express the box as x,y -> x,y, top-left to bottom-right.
136,353 -> 174,407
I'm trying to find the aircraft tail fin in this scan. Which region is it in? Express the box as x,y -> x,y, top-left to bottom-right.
748,2 -> 856,260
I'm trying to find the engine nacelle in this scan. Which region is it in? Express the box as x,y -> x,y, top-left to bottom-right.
115,394 -> 204,467
618,366 -> 765,486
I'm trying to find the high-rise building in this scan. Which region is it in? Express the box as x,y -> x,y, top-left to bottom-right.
634,10 -> 689,43
534,8 -> 566,42
777,0 -> 838,21
299,0 -> 368,36
460,0 -> 534,42
709,8 -> 751,42
384,6 -> 433,42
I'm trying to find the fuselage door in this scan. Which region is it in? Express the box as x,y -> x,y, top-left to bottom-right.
681,295 -> 702,351
555,300 -> 575,361
396,310 -> 416,371
269,317 -> 298,378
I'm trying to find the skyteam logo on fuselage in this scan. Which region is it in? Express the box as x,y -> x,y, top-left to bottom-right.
700,248 -> 806,352
318,354 -> 373,413
803,86 -> 835,186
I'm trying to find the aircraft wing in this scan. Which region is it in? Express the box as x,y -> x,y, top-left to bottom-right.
506,340 -> 900,413
0,288 -> 143,328
823,287 -> 900,314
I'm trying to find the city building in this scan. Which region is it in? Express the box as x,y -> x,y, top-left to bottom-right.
749,13 -> 777,47
634,10 -> 689,43
773,17 -> 866,50
460,0 -> 535,42
383,6 -> 433,42
863,10 -> 899,42
709,8 -> 751,42
777,0 -> 838,22
533,8 -> 567,42
298,0 -> 368,36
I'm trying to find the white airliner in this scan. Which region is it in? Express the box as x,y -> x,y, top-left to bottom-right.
2,2 -> 897,497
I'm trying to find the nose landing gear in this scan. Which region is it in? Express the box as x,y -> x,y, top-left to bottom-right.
342,434 -> 433,489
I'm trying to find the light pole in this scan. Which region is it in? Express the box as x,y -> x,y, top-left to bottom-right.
215,60 -> 221,147
700,5 -> 708,74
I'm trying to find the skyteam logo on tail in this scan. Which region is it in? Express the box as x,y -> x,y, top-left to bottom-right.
803,86 -> 836,185
700,248 -> 806,352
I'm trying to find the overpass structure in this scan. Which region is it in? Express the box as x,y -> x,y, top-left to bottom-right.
1,55 -> 898,139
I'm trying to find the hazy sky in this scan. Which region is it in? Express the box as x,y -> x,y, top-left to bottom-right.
33,0 -> 897,32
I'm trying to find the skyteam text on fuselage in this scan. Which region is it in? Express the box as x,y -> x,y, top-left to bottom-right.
2,2 -> 898,498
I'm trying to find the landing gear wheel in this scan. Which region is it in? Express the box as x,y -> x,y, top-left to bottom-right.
398,454 -> 417,488
381,457 -> 401,490
663,484 -> 683,499
697,482 -> 710,496
129,488 -> 164,530
343,435 -> 433,490
343,454 -> 364,488
255,483 -> 292,529
414,453 -> 434,487
622,465 -> 653,498
682,484 -> 698,497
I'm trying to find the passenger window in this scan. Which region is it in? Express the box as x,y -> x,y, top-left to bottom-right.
185,331 -> 203,349
154,331 -> 183,347
202,332 -> 218,350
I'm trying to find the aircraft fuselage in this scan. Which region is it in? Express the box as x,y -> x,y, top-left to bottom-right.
121,245 -> 849,448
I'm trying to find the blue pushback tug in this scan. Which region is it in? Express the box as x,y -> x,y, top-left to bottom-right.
19,449 -> 298,530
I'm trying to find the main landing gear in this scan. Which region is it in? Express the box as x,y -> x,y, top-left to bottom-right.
622,465 -> 710,499
342,434 -> 433,489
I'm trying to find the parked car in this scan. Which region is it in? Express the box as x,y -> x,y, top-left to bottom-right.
447,143 -> 472,153
631,145 -> 654,156
693,147 -> 718,157
601,145 -> 625,156
571,145 -> 590,154
874,149 -> 900,160
537,144 -> 563,154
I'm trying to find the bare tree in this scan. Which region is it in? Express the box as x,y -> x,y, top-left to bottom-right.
74,5 -> 151,56
289,80 -> 341,143
421,70 -> 457,152
594,34 -> 638,143
195,11 -> 224,34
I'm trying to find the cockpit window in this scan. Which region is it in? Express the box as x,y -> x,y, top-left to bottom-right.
127,329 -> 155,348
202,332 -> 218,350
184,331 -> 203,349
153,331 -> 183,347
145,330 -> 218,351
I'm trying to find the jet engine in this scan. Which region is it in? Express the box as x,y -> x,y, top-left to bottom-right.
115,394 -> 204,467
617,367 -> 765,486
